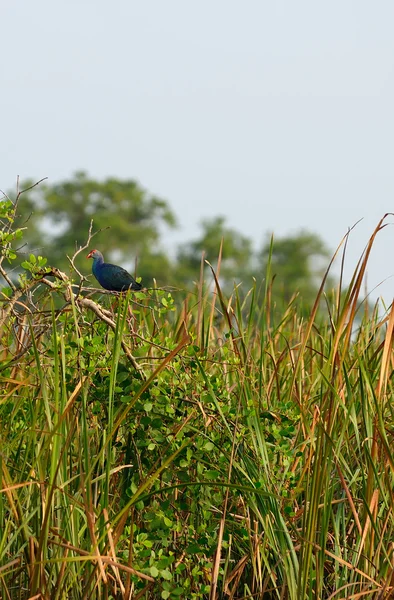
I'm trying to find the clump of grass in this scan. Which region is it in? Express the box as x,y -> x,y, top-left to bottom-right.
1,211 -> 394,599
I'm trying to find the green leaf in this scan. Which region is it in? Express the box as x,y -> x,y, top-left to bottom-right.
205,470 -> 219,479
170,587 -> 184,596
161,569 -> 172,580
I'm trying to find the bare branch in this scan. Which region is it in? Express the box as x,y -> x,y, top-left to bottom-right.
0,264 -> 16,291
67,219 -> 111,280
16,177 -> 48,201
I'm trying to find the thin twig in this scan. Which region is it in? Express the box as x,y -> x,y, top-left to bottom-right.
67,218 -> 110,281
16,177 -> 48,205
0,264 -> 16,291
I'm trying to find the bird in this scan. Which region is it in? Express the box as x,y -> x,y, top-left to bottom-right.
87,249 -> 142,292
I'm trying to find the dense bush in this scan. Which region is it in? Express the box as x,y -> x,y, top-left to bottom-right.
1,186 -> 394,599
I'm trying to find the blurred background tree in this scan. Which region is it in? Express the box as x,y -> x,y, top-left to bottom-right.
10,172 -> 336,308
176,216 -> 254,288
14,171 -> 176,286
259,231 -> 333,313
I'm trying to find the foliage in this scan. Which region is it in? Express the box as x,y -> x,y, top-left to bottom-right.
1,189 -> 394,599
259,230 -> 333,312
11,173 -> 335,308
177,216 -> 254,288
14,171 -> 177,286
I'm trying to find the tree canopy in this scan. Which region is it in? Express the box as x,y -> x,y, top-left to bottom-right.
11,172 -> 334,306
176,216 -> 254,286
259,230 -> 332,309
15,171 -> 176,285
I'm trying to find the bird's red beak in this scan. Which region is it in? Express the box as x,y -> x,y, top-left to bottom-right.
87,250 -> 93,259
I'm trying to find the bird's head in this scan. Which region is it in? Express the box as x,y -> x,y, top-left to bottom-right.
87,249 -> 102,260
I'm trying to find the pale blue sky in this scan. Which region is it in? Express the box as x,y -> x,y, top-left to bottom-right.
2,1 -> 394,300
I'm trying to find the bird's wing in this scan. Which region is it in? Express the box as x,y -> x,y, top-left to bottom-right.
105,263 -> 139,288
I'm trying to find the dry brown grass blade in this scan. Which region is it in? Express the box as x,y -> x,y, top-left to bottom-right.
333,215 -> 393,363
223,554 -> 249,598
50,378 -> 87,432
206,260 -> 242,362
318,544 -> 382,587
48,539 -> 155,582
1,460 -> 30,550
0,470 -> 41,493
336,460 -> 363,536
376,300 -> 394,398
326,583 -> 385,600
293,225 -> 351,383
356,488 -> 379,564
208,237 -> 223,341
103,507 -> 126,595
85,503 -> 107,585
344,216 -> 392,347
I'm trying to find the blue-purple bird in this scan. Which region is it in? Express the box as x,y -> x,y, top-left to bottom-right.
87,249 -> 142,292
